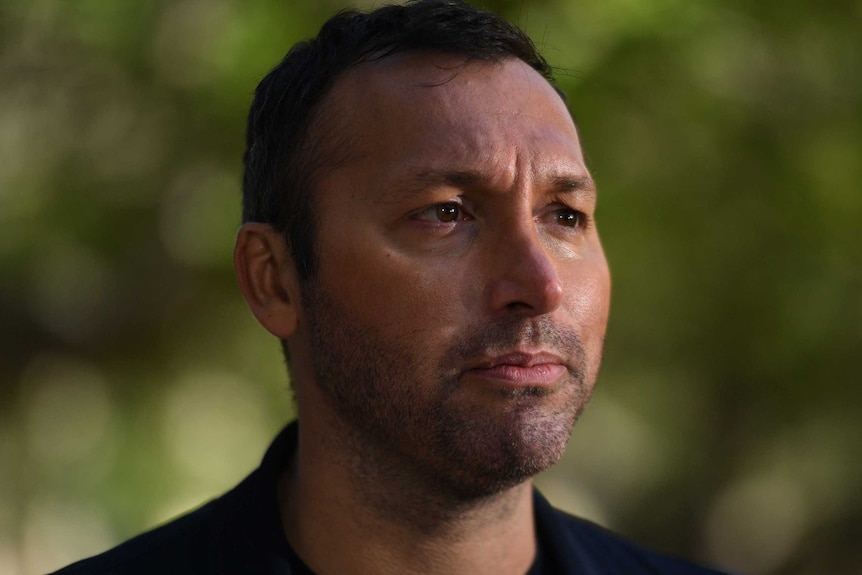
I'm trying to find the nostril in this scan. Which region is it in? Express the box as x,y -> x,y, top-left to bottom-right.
504,300 -> 534,312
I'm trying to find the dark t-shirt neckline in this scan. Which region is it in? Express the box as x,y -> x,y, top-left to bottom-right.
250,421 -> 553,574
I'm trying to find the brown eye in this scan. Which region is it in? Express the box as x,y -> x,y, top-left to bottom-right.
411,201 -> 468,224
556,209 -> 585,228
436,203 -> 461,222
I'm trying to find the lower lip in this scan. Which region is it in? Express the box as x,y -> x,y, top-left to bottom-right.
465,364 -> 567,387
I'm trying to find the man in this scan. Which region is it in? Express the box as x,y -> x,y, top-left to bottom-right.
55,1 -> 730,573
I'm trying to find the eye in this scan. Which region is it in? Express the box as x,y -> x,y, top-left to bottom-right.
435,203 -> 461,222
412,202 -> 467,223
553,208 -> 587,230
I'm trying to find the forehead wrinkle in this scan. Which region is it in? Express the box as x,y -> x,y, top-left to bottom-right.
376,162 -> 595,208
506,146 -> 594,198
375,168 -> 486,205
330,55 -> 589,205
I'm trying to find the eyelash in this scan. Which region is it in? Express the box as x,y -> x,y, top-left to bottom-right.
411,201 -> 471,224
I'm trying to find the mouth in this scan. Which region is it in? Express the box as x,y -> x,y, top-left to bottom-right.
463,351 -> 568,388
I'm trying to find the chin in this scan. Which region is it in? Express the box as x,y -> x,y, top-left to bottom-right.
434,401 -> 580,501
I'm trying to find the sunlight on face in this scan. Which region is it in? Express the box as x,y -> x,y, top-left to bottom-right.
295,54 -> 611,499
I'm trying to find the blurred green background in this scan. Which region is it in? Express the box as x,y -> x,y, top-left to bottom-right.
1,0 -> 860,573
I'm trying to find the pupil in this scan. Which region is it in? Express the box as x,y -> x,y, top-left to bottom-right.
438,204 -> 458,222
560,212 -> 579,226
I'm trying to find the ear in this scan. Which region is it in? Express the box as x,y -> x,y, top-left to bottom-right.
234,223 -> 301,339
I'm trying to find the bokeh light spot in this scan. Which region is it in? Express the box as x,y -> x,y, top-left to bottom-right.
703,471 -> 809,574
160,370 -> 271,490
21,497 -> 114,575
21,355 -> 113,468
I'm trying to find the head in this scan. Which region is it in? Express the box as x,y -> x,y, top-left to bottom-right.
235,0 -> 611,501
241,0 -> 559,282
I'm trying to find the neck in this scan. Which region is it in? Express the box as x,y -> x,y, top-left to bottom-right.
279,409 -> 537,575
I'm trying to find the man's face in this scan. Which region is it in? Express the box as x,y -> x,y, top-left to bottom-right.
296,53 -> 610,499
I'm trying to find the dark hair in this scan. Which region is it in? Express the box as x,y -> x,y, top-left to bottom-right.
241,0 -> 557,280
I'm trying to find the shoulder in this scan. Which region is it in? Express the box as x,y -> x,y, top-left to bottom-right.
534,491 -> 733,575
49,424 -> 299,575
48,465 -> 269,575
49,498 -> 222,575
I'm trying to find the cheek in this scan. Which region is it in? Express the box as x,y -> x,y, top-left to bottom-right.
563,259 -> 611,345
318,240 -> 468,337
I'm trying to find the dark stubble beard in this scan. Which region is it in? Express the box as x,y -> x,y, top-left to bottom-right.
302,281 -> 594,508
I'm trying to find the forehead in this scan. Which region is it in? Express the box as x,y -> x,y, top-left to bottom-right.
316,52 -> 587,193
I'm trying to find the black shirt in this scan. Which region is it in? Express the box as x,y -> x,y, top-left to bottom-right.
52,422 -> 731,575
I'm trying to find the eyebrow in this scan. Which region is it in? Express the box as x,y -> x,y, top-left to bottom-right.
548,173 -> 597,197
383,168 -> 596,203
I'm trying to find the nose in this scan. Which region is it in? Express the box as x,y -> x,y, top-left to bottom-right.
484,222 -> 564,316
